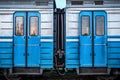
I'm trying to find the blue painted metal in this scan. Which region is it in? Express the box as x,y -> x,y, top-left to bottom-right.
66,48 -> 78,53
1,60 -> 12,65
79,11 -> 107,67
108,60 -> 120,65
66,42 -> 78,48
0,54 -> 12,59
66,41 -> 79,68
41,48 -> 53,53
66,60 -> 79,68
0,42 -> 13,68
108,48 -> 120,53
108,42 -> 120,47
13,11 -> 53,68
41,42 -> 53,48
0,48 -> 12,53
14,12 -> 26,67
66,36 -> 78,39
27,12 -> 40,67
14,12 -> 41,67
0,42 -> 13,47
79,11 -> 92,67
94,11 -> 107,67
41,65 -> 53,68
108,53 -> 120,59
41,36 -> 53,39
40,41 -> 53,68
0,36 -> 13,39
108,36 -> 120,38
108,36 -> 120,68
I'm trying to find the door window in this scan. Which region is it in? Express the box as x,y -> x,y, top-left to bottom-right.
30,17 -> 38,36
96,16 -> 104,35
16,17 -> 24,36
82,16 -> 90,36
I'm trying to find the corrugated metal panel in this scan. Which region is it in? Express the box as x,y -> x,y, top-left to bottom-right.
0,37 -> 13,68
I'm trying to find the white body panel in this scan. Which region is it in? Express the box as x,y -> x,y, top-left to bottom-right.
66,8 -> 120,41
0,8 -> 53,42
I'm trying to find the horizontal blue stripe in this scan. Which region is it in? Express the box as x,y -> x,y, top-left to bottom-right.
108,41 -> 120,43
0,36 -> 13,39
108,53 -> 120,59
0,60 -> 12,65
66,36 -> 78,39
66,42 -> 79,48
41,49 -> 53,54
41,42 -> 53,48
0,48 -> 12,53
66,54 -> 79,59
108,36 -> 120,38
108,65 -> 120,68
41,65 -> 53,68
66,60 -> 79,65
66,48 -> 79,54
0,65 -> 12,68
66,65 -> 79,68
108,42 -> 120,47
0,54 -> 12,59
41,60 -> 53,65
108,48 -> 120,53
108,60 -> 120,65
0,42 -> 13,47
41,36 -> 53,39
41,54 -> 53,59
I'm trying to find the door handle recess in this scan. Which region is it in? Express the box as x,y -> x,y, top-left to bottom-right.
23,53 -> 25,56
24,36 -> 25,39
106,43 -> 108,46
90,53 -> 92,56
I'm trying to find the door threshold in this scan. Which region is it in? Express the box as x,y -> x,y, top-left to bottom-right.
76,68 -> 110,75
10,67 -> 43,75
11,73 -> 43,75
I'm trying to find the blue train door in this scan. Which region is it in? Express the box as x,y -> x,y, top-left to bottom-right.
14,12 -> 26,67
94,11 -> 107,67
80,11 -> 92,67
14,12 -> 40,67
27,12 -> 40,67
79,11 -> 107,67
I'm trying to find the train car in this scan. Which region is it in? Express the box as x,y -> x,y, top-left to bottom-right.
65,0 -> 120,76
0,0 -> 54,75
0,0 -> 120,79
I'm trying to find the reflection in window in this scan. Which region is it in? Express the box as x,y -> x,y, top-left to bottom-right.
30,17 -> 38,36
96,16 -> 104,35
16,17 -> 24,36
82,16 -> 90,36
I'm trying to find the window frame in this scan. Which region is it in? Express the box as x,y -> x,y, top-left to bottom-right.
29,16 -> 39,36
95,16 -> 105,36
81,16 -> 90,36
15,16 -> 24,36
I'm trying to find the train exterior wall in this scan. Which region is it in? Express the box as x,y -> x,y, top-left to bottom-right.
0,3 -> 54,68
66,5 -> 120,68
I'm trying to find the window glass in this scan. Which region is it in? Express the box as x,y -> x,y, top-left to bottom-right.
16,17 -> 24,36
30,17 -> 38,36
96,16 -> 104,35
82,16 -> 90,36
